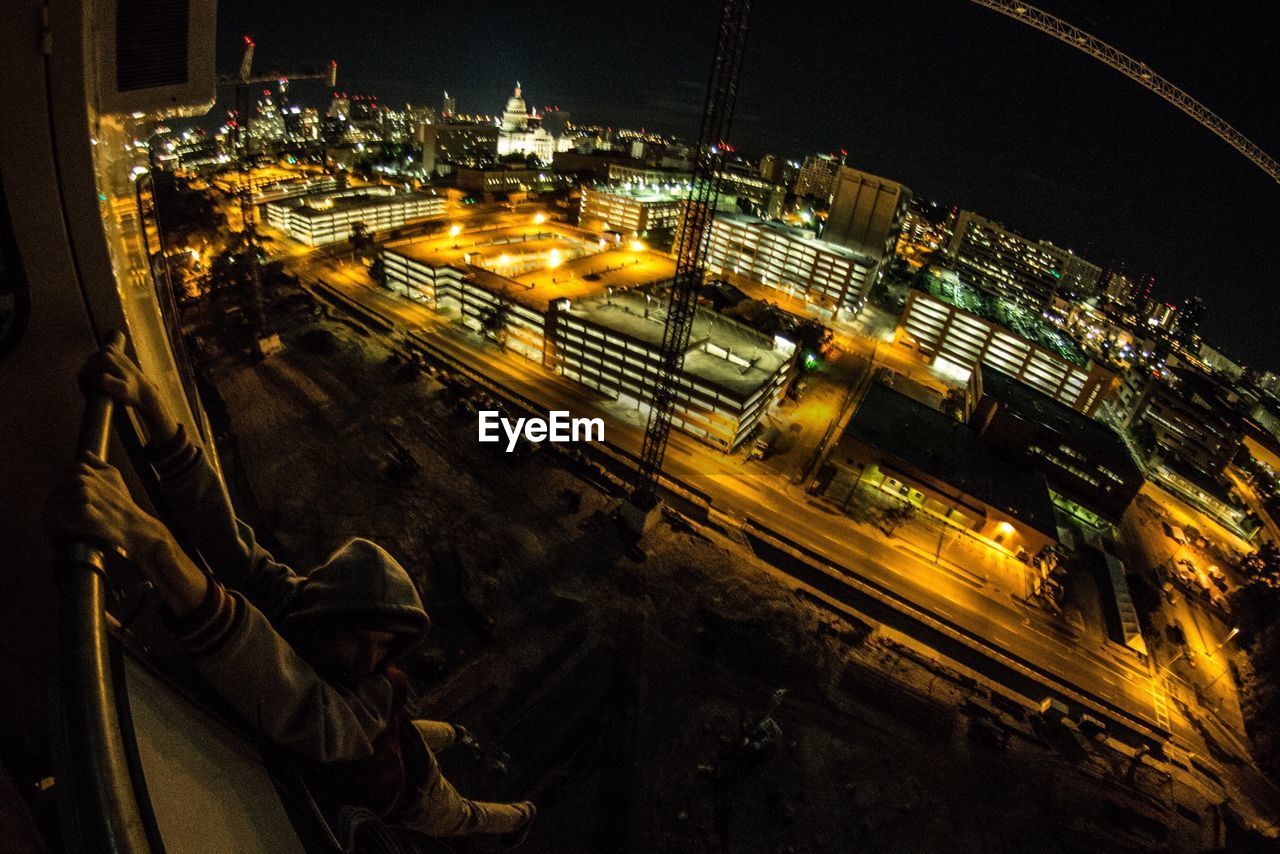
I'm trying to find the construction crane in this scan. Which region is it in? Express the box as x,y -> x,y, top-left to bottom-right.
219,37 -> 338,228
630,0 -> 752,514
967,0 -> 1280,185
216,38 -> 336,342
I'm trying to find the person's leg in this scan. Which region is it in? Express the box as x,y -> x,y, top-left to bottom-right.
411,719 -> 458,753
396,747 -> 534,837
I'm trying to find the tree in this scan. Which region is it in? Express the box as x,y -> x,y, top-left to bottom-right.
942,387 -> 968,421
479,296 -> 510,346
349,221 -> 374,261
877,503 -> 917,536
369,257 -> 387,288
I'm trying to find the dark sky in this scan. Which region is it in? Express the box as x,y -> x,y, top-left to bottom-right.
212,0 -> 1280,371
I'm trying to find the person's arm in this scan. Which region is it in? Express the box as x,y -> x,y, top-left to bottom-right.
50,455 -> 390,762
170,580 -> 394,761
81,337 -> 303,619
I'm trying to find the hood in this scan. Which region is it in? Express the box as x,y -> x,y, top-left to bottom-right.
287,538 -> 431,649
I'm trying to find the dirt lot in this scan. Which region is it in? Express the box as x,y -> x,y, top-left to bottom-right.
192,294 -> 1240,852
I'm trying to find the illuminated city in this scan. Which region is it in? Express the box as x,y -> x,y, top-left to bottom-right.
2,1 -> 1280,852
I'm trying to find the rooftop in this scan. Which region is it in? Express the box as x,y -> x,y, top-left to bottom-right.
386,222 -> 675,311
564,290 -> 793,397
979,366 -> 1139,471
275,187 -> 441,219
844,383 -> 1059,537
714,212 -> 877,266
585,184 -> 690,203
918,266 -> 1089,367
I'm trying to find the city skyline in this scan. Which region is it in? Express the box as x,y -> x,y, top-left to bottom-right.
213,0 -> 1280,370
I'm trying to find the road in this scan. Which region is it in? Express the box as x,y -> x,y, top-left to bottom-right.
275,238 -> 1280,833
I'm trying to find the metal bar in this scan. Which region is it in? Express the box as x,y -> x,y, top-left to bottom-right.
55,332 -> 152,854
967,0 -> 1280,184
633,0 -> 753,509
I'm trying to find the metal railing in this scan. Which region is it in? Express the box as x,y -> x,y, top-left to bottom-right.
53,333 -> 152,853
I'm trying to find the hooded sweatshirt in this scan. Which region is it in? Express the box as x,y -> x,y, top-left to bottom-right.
148,426 -> 432,776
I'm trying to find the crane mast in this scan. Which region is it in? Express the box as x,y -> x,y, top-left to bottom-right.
630,0 -> 752,512
967,0 -> 1280,185
218,38 -> 337,341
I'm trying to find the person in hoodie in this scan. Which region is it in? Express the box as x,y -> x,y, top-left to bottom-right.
51,336 -> 535,844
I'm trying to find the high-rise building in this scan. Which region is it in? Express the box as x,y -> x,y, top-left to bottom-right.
945,211 -> 1099,310
247,90 -> 286,149
1176,296 -> 1205,340
418,121 -> 500,173
540,108 -> 570,139
441,91 -> 457,118
1045,245 -> 1103,297
1103,270 -> 1134,302
792,153 -> 843,200
407,105 -> 435,145
758,153 -> 781,183
822,166 -> 911,275
327,93 -> 350,120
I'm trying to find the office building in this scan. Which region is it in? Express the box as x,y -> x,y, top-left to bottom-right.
540,108 -> 571,139
945,211 -> 1099,309
1108,366 -> 1243,476
1176,296 -> 1206,341
418,121 -> 500,173
758,153 -> 782,183
699,212 -> 878,316
441,91 -> 457,118
1047,246 -> 1103,297
1103,270 -> 1134,302
264,187 -> 445,246
793,153 -> 843,200
580,185 -> 689,235
822,166 -> 911,273
972,367 -> 1144,523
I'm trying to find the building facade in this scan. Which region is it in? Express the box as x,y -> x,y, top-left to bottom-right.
898,288 -> 1115,415
822,167 -> 911,268
793,153 -> 843,200
1108,367 -> 1243,476
700,213 -> 877,314
972,367 -> 1144,523
579,186 -> 689,235
264,188 -> 445,246
946,211 -> 1098,309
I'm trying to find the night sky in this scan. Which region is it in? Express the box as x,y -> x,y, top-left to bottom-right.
212,0 -> 1280,371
